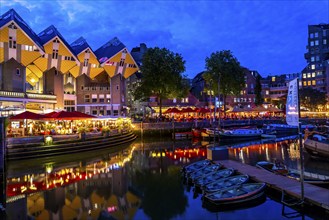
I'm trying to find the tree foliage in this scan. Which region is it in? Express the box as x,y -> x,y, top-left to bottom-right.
254,74 -> 263,106
299,87 -> 326,111
204,50 -> 245,114
133,47 -> 188,115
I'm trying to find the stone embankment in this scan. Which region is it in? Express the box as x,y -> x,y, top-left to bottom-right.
6,131 -> 136,160
132,118 -> 327,137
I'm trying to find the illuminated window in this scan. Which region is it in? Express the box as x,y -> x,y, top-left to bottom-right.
83,59 -> 89,67
307,81 -> 311,86
307,73 -> 311,78
323,39 -> 327,45
173,98 -> 176,103
8,23 -> 17,29
311,65 -> 315,70
271,77 -> 275,82
9,36 -> 16,49
302,73 -> 306,78
312,80 -> 316,85
315,40 -> 319,46
303,81 -> 306,86
266,90 -> 269,95
310,41 -> 314,46
119,59 -> 125,67
99,94 -> 105,103
312,72 -> 315,77
52,49 -> 58,59
309,33 -> 314,38
84,95 -> 90,103
311,57 -> 315,62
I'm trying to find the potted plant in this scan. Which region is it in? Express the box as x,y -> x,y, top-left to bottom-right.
77,127 -> 87,140
102,126 -> 110,137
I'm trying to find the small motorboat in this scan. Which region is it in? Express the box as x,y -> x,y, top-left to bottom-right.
202,182 -> 266,206
304,132 -> 329,158
172,131 -> 193,139
202,175 -> 250,195
187,163 -> 222,183
256,161 -> 289,175
287,169 -> 329,186
181,159 -> 213,175
194,168 -> 235,188
218,128 -> 263,141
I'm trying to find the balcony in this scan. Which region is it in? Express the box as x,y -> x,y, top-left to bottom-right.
0,91 -> 25,98
0,90 -> 57,103
26,93 -> 57,100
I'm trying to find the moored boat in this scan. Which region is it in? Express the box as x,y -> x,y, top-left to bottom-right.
187,163 -> 222,183
256,161 -> 289,175
304,132 -> 329,158
287,169 -> 329,186
181,159 -> 213,175
194,168 -> 235,188
263,123 -> 315,134
218,128 -> 263,141
202,182 -> 266,206
202,175 -> 249,195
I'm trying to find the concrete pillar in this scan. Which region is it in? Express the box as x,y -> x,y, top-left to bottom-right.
0,117 -> 7,215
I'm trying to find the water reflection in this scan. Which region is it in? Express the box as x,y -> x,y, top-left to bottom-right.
5,137 -> 328,219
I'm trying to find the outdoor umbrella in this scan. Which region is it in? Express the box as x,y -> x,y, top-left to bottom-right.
196,107 -> 212,114
169,107 -> 181,114
43,111 -> 58,118
72,111 -> 96,119
251,106 -> 267,112
10,111 -> 47,120
180,107 -> 195,113
266,106 -> 283,113
163,108 -> 172,114
48,111 -> 81,120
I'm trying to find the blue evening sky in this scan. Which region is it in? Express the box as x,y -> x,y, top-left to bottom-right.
1,0 -> 328,78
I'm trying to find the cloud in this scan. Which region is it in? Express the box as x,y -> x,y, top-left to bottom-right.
0,0 -> 328,77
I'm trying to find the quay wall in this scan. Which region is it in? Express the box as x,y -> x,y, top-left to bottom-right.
132,118 -> 327,137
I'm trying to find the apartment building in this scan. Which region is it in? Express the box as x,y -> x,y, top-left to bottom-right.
302,24 -> 329,97
190,68 -> 260,108
0,9 -> 138,116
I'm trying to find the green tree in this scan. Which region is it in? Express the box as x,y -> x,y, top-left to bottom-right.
204,50 -> 245,116
254,74 -> 263,106
299,87 -> 326,111
133,47 -> 188,116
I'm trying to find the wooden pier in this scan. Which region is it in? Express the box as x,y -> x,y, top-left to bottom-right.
219,160 -> 329,211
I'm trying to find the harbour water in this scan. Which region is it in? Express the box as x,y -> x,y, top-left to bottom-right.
4,136 -> 329,219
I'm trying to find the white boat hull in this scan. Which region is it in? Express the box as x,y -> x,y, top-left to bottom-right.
304,139 -> 329,158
